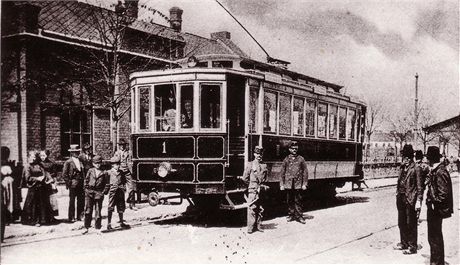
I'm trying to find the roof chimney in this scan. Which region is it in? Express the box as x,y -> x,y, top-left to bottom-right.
124,0 -> 139,19
169,7 -> 183,32
211,31 -> 231,40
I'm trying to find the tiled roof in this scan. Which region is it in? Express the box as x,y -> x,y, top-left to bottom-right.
181,32 -> 247,58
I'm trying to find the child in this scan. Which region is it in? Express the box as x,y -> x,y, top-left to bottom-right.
82,155 -> 107,234
104,156 -> 130,230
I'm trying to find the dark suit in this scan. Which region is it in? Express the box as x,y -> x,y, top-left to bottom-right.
280,155 -> 309,220
426,163 -> 453,265
62,157 -> 85,221
396,161 -> 423,252
84,168 -> 107,229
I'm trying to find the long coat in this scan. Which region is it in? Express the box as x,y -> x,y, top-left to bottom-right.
84,168 -> 107,200
242,161 -> 267,191
397,161 -> 424,207
62,158 -> 84,189
280,155 -> 309,190
426,163 -> 453,218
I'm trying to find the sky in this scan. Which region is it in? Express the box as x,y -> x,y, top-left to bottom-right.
95,0 -> 459,127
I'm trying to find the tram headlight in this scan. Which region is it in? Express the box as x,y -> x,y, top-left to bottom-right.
157,162 -> 172,178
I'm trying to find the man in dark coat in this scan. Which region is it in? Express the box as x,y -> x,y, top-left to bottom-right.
394,144 -> 424,254
425,146 -> 453,265
280,141 -> 309,224
62,145 -> 85,222
242,146 -> 267,234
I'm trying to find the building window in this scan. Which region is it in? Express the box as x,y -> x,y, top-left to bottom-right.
293,97 -> 304,136
200,84 -> 221,129
249,87 -> 259,133
305,100 -> 316,136
339,107 -> 347,139
263,91 -> 277,133
154,84 -> 176,132
317,103 -> 328,138
61,109 -> 91,157
279,94 -> 291,135
329,105 -> 338,139
139,86 -> 150,130
180,85 -> 194,129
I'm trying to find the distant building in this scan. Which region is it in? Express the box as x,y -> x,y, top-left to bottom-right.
364,131 -> 398,163
423,115 -> 460,157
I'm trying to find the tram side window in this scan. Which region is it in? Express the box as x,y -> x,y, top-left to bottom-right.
347,109 -> 357,140
305,100 -> 316,136
329,105 -> 338,139
180,85 -> 194,129
201,85 -> 221,129
339,107 -> 347,139
139,86 -> 150,130
249,87 -> 258,133
279,94 -> 291,135
263,91 -> 277,133
154,84 -> 176,132
317,103 -> 328,138
293,97 -> 304,136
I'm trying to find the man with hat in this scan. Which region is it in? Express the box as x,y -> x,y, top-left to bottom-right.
280,141 -> 309,224
104,155 -> 129,230
62,144 -> 85,222
114,139 -> 137,210
414,150 -> 429,193
79,143 -> 94,178
82,155 -> 107,235
394,144 -> 423,254
425,146 -> 453,265
242,146 -> 268,234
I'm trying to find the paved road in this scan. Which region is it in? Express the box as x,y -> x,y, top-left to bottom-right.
1,179 -> 458,264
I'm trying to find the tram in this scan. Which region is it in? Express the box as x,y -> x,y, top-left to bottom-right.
129,57 -> 366,210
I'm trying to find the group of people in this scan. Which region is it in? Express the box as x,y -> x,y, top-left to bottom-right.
0,139 -> 138,241
242,141 -> 309,234
395,144 -> 453,265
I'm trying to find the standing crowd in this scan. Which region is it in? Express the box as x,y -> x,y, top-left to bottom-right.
1,139 -> 137,241
395,144 -> 454,265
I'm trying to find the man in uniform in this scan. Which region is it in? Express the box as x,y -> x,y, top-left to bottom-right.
114,139 -> 137,210
242,146 -> 267,234
280,141 -> 308,224
425,146 -> 453,265
394,144 -> 423,255
62,145 -> 85,222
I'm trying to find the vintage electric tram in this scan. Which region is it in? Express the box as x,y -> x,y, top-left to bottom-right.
129,58 -> 366,210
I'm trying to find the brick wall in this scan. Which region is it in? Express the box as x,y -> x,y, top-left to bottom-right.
1,107 -> 19,162
93,108 -> 112,159
44,111 -> 61,160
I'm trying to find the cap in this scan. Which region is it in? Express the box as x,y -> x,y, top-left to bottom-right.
110,156 -> 121,164
68,144 -> 81,152
92,155 -> 103,163
254,146 -> 263,154
83,143 -> 92,150
289,141 -> 299,148
118,139 -> 128,145
426,146 -> 441,162
401,144 -> 414,158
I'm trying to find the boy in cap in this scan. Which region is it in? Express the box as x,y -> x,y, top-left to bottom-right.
425,146 -> 453,265
82,155 -> 107,235
242,146 -> 267,234
104,156 -> 130,230
280,141 -> 309,224
394,144 -> 423,254
114,139 -> 137,210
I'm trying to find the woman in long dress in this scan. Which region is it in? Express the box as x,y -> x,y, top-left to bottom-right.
39,150 -> 59,219
21,150 -> 53,226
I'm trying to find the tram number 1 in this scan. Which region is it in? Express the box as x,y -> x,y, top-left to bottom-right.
162,141 -> 167,154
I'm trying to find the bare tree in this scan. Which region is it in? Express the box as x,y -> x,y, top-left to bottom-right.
364,98 -> 385,162
389,109 -> 414,152
414,103 -> 438,153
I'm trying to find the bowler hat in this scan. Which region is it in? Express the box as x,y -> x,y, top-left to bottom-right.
118,139 -> 128,145
289,141 -> 299,148
254,146 -> 263,154
68,144 -> 81,152
110,156 -> 121,164
426,146 -> 441,162
401,144 -> 414,158
92,155 -> 103,163
414,150 -> 423,160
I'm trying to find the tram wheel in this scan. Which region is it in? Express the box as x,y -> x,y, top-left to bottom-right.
148,191 -> 160,207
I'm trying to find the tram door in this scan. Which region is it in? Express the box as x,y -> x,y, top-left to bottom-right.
226,75 -> 246,176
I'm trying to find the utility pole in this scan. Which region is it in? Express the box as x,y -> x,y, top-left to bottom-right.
414,73 -> 419,149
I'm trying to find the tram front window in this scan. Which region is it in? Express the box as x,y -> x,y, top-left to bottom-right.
154,84 -> 176,132
180,85 -> 194,129
200,85 -> 221,129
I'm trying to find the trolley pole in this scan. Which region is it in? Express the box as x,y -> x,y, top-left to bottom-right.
414,73 -> 419,150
